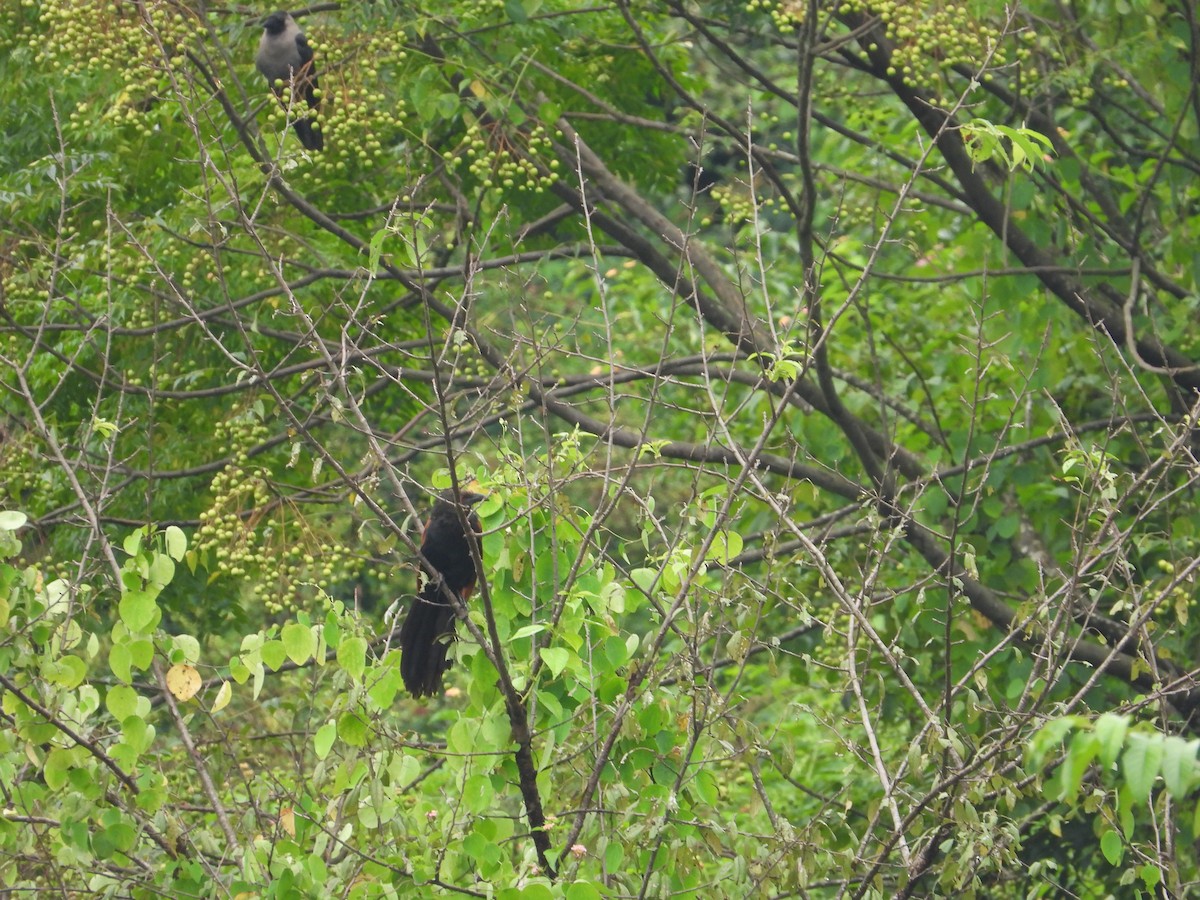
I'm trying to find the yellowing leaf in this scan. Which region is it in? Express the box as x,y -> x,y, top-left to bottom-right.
211,680 -> 232,713
166,664 -> 201,701
280,807 -> 296,837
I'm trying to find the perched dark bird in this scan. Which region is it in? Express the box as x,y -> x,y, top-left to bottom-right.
255,11 -> 323,151
399,489 -> 486,697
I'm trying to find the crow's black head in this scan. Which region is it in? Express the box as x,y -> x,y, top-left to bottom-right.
261,11 -> 290,34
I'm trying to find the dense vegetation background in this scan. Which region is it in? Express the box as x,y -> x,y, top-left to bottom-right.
2,1 -> 1200,896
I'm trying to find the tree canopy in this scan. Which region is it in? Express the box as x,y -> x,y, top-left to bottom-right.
2,1 -> 1200,897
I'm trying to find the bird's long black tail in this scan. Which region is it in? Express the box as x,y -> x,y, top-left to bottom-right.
398,586 -> 456,697
293,118 -> 323,151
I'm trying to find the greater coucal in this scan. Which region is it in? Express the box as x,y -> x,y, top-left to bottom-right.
255,11 -> 323,151
399,489 -> 486,697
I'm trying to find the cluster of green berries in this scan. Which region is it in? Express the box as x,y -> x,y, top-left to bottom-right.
193,418 -> 275,580
33,1 -> 199,76
32,1 -> 202,134
744,0 -> 806,30
459,0 -> 507,18
454,121 -> 562,194
275,32 -> 413,173
193,417 -> 355,614
846,1 -> 1010,89
709,186 -> 758,226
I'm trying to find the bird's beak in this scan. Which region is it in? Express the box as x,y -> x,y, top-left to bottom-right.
461,481 -> 488,504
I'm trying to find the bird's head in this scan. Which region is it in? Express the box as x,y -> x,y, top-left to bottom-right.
438,485 -> 488,509
260,11 -> 292,34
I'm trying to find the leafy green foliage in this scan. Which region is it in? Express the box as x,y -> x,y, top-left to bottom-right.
1030,713 -> 1200,808
961,120 -> 1055,172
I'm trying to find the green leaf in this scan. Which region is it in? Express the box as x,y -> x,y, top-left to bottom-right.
44,655 -> 87,689
314,720 -> 337,759
172,634 -> 200,665
164,525 -> 187,561
511,623 -> 548,640
0,510 -> 28,531
338,636 -> 367,681
41,578 -> 71,619
630,568 -> 658,593
261,639 -> 286,671
1122,733 -> 1163,802
706,530 -> 744,565
122,529 -> 143,557
1140,863 -> 1161,891
110,643 -> 132,683
446,717 -> 479,755
463,774 -> 495,814
692,769 -> 720,806
993,514 -> 1020,539
94,822 -> 137,859
367,663 -> 402,708
605,841 -> 624,871
282,622 -> 316,665
129,638 -> 154,672
120,715 -> 155,754
106,685 -> 138,720
1028,716 -> 1078,767
337,711 -> 369,747
540,647 -> 569,678
367,227 -> 387,272
1159,736 -> 1199,797
565,883 -> 602,900
600,580 -> 626,613
230,658 -> 251,684
1062,731 -> 1100,802
1100,830 -> 1123,866
148,553 -> 174,588
602,635 -> 629,669
505,0 -> 528,23
118,590 -> 157,633
725,630 -> 750,663
1095,713 -> 1128,768
44,748 -> 79,790
391,753 -> 421,787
